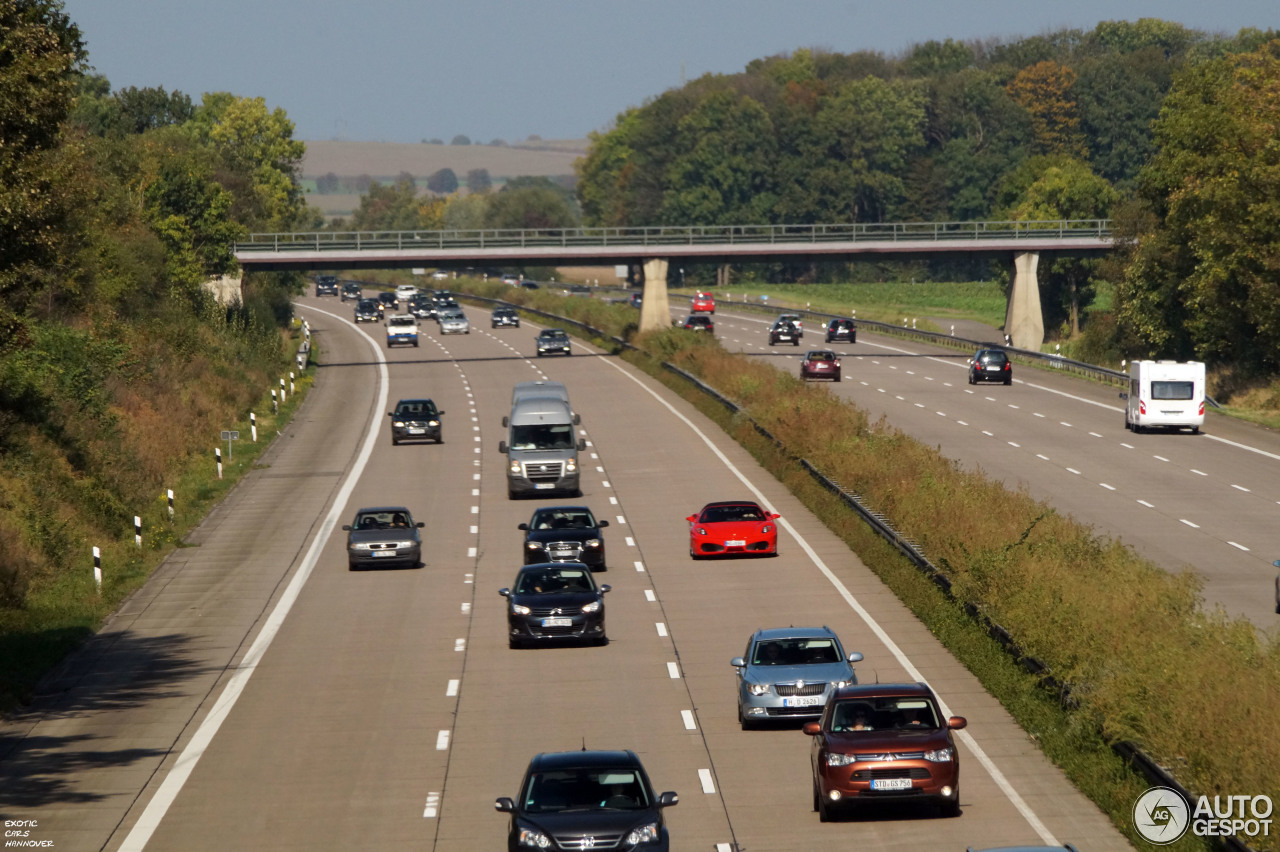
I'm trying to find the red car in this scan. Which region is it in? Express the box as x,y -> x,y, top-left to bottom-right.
686,501 -> 779,558
691,292 -> 716,313
800,350 -> 841,382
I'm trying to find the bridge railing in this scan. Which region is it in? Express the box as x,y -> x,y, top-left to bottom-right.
235,220 -> 1112,253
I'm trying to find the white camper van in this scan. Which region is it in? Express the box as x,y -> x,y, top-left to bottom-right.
1123,360 -> 1205,434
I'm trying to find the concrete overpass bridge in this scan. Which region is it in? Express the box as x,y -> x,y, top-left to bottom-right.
233,220 -> 1113,348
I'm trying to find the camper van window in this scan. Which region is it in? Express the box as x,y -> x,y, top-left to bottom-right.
1152,381 -> 1194,401
509,424 -> 575,451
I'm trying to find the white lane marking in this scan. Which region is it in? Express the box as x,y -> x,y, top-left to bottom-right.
1060,421 -> 1072,428
1121,443 -> 1134,449
454,639 -> 465,652
1008,404 -> 1020,410
591,452 -> 599,459
717,845 -> 733,852
600,354 -> 1061,846
1191,469 -> 1207,476
1008,442 -> 1020,448
699,768 -> 716,794
957,420 -> 968,426
682,710 -> 697,730
470,525 -> 478,534
117,304 -> 392,852
1232,484 -> 1250,492
460,603 -> 471,614
1067,468 -> 1081,475
1229,541 -> 1250,552
470,505 -> 479,513
446,680 -> 459,697
1089,432 -> 1102,438
468,547 -> 477,558
471,488 -> 479,496
473,447 -> 480,454
1180,519 -> 1200,528
937,411 -> 946,417
423,792 -> 440,818
1137,500 -> 1155,508
602,480 -> 611,488
656,623 -> 668,637
982,430 -> 994,437
644,590 -> 656,602
914,403 -> 925,409
895,395 -> 905,401
1033,412 -> 1045,418
596,465 -> 605,472
1154,455 -> 1169,462
1100,483 -> 1116,491
473,473 -> 481,480
635,561 -> 646,573
436,731 -> 450,750
626,537 -> 635,547
667,662 -> 681,679
610,496 -> 618,504
616,516 -> 626,524
1036,454 -> 1049,461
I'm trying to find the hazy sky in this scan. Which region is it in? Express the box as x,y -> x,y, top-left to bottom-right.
63,0 -> 1277,144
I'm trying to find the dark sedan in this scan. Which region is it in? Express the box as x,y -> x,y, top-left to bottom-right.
496,750 -> 678,852
376,291 -> 399,314
353,298 -> 380,323
492,307 -> 521,328
519,506 -> 609,571
536,328 -> 572,356
314,275 -> 339,296
388,398 -> 444,445
342,506 -> 424,570
408,294 -> 436,320
499,562 -> 610,648
341,282 -> 362,301
680,315 -> 714,332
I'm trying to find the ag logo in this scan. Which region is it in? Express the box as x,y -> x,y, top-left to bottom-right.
1134,786 -> 1190,844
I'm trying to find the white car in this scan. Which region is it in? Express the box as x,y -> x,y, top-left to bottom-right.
432,270 -> 450,281
438,309 -> 470,335
776,314 -> 804,337
394,284 -> 418,302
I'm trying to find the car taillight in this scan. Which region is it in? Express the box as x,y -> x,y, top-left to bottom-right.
1198,401 -> 1205,416
1004,362 -> 1011,371
1139,401 -> 1147,415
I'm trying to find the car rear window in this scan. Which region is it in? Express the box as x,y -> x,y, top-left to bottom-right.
979,351 -> 1008,364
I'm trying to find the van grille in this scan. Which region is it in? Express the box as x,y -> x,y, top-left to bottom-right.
523,461 -> 565,483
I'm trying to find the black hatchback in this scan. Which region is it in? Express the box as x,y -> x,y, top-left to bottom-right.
968,348 -> 1012,385
492,307 -> 521,328
826,318 -> 857,343
519,506 -> 609,570
496,750 -> 678,852
353,298 -> 380,323
499,562 -> 610,648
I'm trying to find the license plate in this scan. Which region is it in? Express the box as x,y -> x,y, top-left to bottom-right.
725,540 -> 746,546
987,366 -> 1001,371
371,550 -> 397,558
871,778 -> 913,791
778,335 -> 791,340
541,617 -> 572,627
535,483 -> 555,490
408,428 -> 424,434
783,696 -> 823,707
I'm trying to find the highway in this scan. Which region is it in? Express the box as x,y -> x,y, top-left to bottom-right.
681,302 -> 1280,628
0,294 -> 1132,850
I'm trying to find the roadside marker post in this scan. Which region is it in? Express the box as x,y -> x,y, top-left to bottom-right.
215,447 -> 223,480
134,516 -> 142,548
92,546 -> 101,592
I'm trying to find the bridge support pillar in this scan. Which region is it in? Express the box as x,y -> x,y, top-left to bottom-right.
638,258 -> 671,333
1006,251 -> 1044,350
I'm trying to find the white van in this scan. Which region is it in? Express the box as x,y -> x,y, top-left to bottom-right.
499,395 -> 585,498
1123,360 -> 1205,434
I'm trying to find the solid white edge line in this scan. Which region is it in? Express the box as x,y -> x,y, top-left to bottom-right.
118,304 -> 390,852
598,355 -> 1061,846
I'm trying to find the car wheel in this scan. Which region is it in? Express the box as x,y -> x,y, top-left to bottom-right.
940,791 -> 961,818
813,781 -> 821,813
595,634 -> 609,647
834,374 -> 842,382
968,371 -> 976,385
436,435 -> 443,444
1004,376 -> 1012,386
817,787 -> 834,822
348,561 -> 359,572
793,340 -> 799,346
391,437 -> 399,446
850,334 -> 856,344
508,636 -> 523,650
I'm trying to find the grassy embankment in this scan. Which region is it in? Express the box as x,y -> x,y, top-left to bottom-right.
449,277 -> 1279,851
0,315 -> 315,712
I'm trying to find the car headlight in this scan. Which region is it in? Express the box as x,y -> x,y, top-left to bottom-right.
393,421 -> 407,427
761,524 -> 774,533
924,747 -> 955,763
511,604 -> 531,615
526,542 -> 542,551
747,683 -> 771,696
517,828 -> 552,848
624,823 -> 660,845
392,541 -> 415,549
428,420 -> 439,426
565,459 -> 577,472
833,680 -> 851,688
581,600 -> 601,613
696,527 -> 707,536
350,543 -> 373,551
510,461 -> 521,473
584,538 -> 601,549
825,753 -> 860,767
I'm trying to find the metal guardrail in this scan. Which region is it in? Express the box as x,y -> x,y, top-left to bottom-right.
238,220 -> 1112,253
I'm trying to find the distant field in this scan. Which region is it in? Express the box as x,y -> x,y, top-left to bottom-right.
300,139 -> 586,184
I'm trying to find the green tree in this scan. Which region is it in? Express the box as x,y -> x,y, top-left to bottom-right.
427,167 -> 458,193
1120,41 -> 1280,371
466,168 -> 492,193
349,176 -> 422,231
486,184 -> 578,230
450,134 -> 470,145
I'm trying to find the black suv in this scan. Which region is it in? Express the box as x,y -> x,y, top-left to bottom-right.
968,348 -> 1012,385
492,307 -> 520,328
496,750 -> 678,851
315,275 -> 339,296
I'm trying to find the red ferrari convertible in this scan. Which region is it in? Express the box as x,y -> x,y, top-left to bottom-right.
686,501 -> 780,558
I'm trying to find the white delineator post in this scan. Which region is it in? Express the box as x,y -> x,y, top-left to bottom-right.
250,412 -> 257,442
215,447 -> 223,480
134,516 -> 142,548
93,546 -> 101,592
167,489 -> 174,522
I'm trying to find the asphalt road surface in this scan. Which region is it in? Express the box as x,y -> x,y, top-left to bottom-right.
0,296 -> 1133,851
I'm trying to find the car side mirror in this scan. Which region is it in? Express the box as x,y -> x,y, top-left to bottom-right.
341,525 -> 352,531
597,520 -> 609,528
577,439 -> 587,451
947,716 -> 968,730
502,416 -> 509,427
1118,392 -> 1128,400
847,652 -> 864,663
498,588 -> 510,597
415,521 -> 424,528
600,584 -> 612,593
437,410 -> 445,416
499,441 -> 509,454
730,657 -> 745,668
518,523 -> 529,531
685,515 -> 697,522
387,411 -> 394,417
657,792 -> 679,808
573,413 -> 581,425
494,797 -> 515,813
802,722 -> 822,736
771,513 -> 780,520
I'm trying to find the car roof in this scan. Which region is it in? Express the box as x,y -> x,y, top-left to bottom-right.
395,398 -> 435,405
354,505 -> 412,514
831,682 -> 933,701
528,750 -> 642,772
751,626 -> 839,641
531,505 -> 593,515
701,500 -> 762,509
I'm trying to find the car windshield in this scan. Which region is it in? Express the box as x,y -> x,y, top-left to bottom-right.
530,509 -> 597,530
521,769 -> 648,813
395,401 -> 436,417
540,330 -> 567,339
752,638 -> 840,666
831,698 -> 940,732
389,317 -> 415,327
358,300 -> 377,310
509,424 -> 575,451
354,510 -> 413,529
514,567 -> 595,595
701,505 -> 765,523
